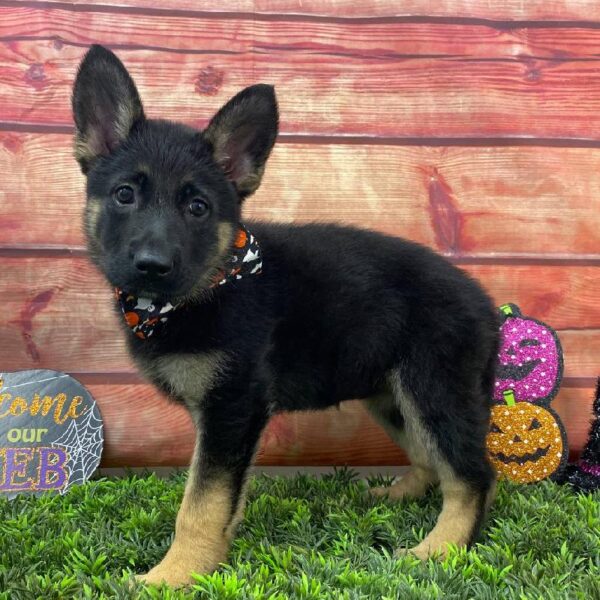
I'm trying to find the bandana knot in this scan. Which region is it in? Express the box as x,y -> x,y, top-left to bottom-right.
116,223 -> 262,340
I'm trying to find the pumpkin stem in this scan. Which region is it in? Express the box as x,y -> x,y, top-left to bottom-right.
503,389 -> 516,406
500,304 -> 513,316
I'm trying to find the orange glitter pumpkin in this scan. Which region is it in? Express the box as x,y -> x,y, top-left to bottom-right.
487,392 -> 567,484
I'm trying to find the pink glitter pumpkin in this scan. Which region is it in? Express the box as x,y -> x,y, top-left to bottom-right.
493,304 -> 563,405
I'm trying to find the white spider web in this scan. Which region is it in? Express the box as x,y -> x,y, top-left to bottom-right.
51,408 -> 103,491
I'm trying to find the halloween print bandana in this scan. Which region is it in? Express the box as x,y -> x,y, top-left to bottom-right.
116,224 -> 262,340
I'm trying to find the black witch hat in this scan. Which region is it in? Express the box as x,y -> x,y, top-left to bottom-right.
559,378 -> 600,493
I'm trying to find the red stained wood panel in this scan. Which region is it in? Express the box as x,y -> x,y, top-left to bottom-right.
4,41 -> 600,138
93,384 -> 595,467
4,7 -> 600,61
15,0 -> 600,21
560,330 -> 600,384
2,133 -> 600,257
0,257 -> 597,378
466,264 -> 600,332
1,1 -> 598,468
93,384 -> 194,467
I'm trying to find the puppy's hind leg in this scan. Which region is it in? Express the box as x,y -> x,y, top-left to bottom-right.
362,392 -> 438,501
387,370 -> 496,560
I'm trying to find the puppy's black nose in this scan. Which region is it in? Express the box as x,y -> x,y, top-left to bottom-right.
134,250 -> 173,277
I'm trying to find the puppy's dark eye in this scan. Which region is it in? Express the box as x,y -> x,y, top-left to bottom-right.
189,199 -> 210,218
114,185 -> 135,205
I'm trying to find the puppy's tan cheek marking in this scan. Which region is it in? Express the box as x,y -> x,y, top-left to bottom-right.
84,197 -> 103,258
85,198 -> 102,234
217,222 -> 234,256
186,222 -> 235,298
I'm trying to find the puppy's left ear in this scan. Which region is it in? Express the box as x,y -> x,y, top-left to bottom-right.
203,84 -> 278,199
72,45 -> 145,173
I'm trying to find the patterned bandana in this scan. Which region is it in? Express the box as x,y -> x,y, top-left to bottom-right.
115,224 -> 262,340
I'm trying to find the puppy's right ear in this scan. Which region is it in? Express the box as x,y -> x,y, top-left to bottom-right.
72,45 -> 145,173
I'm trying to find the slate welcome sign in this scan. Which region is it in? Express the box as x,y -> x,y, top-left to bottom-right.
0,369 -> 103,499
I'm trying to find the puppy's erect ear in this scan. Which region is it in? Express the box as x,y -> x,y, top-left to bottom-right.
203,84 -> 278,199
72,45 -> 145,173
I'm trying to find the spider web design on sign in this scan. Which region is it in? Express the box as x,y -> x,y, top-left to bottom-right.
51,407 -> 103,490
0,369 -> 104,499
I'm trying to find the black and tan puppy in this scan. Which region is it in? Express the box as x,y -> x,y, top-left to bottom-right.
72,45 -> 499,586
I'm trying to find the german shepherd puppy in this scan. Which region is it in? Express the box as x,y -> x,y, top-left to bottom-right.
72,45 -> 498,586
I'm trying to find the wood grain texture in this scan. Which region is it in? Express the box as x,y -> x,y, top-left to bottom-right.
2,133 -> 600,257
93,384 -> 193,466
5,6 -> 600,60
92,384 -> 595,467
11,0 -> 600,21
1,1 -> 598,467
4,40 -> 600,138
0,257 -> 597,380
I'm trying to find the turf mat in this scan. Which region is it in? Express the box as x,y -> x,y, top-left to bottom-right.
1,469 -> 598,599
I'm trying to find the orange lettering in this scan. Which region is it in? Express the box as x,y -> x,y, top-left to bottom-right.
9,397 -> 28,416
52,394 -> 68,425
0,392 -> 12,418
0,386 -> 84,424
29,394 -> 56,417
60,396 -> 85,423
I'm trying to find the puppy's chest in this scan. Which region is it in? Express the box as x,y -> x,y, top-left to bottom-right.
137,351 -> 227,408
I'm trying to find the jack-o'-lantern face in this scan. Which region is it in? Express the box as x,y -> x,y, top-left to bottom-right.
494,306 -> 562,404
487,402 -> 566,483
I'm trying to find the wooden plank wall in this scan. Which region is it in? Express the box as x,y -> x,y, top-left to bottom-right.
1,1 -> 599,467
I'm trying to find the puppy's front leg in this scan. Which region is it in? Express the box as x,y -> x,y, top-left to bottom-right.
139,400 -> 268,587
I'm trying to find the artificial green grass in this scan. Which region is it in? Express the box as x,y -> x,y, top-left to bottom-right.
0,469 -> 598,599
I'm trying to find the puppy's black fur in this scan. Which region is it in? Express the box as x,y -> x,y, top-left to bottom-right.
73,45 -> 499,586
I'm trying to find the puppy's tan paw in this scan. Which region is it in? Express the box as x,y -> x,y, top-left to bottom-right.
136,563 -> 197,588
369,485 -> 392,498
395,542 -> 447,561
368,479 -> 415,501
